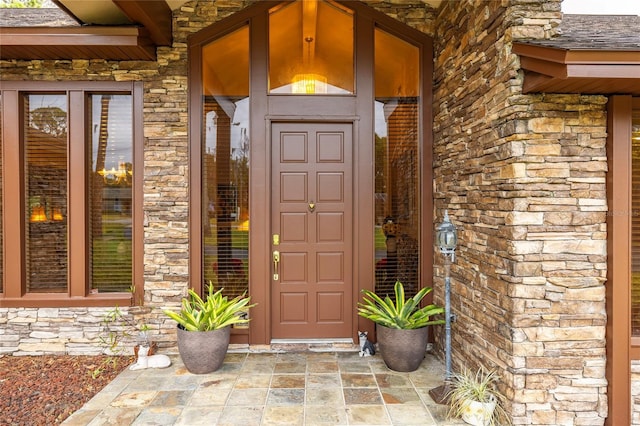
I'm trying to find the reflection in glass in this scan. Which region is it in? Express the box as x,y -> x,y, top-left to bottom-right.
24,94 -> 68,293
631,110 -> 640,335
269,0 -> 354,94
373,28 -> 420,298
90,94 -> 133,293
202,26 -> 250,298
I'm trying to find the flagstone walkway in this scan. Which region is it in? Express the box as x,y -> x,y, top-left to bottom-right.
63,349 -> 466,425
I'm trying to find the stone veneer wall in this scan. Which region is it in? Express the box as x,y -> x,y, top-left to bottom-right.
432,0 -> 608,425
634,361 -> 640,425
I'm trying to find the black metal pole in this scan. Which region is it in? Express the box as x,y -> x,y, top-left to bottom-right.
444,255 -> 452,382
429,250 -> 454,404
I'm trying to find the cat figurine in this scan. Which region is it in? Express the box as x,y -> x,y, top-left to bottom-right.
358,331 -> 376,357
129,345 -> 172,370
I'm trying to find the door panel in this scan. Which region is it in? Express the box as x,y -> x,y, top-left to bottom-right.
271,122 -> 353,339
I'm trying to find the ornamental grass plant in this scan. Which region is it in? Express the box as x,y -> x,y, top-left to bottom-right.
447,365 -> 511,426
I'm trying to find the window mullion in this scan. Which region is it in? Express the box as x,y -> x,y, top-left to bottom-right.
68,90 -> 86,298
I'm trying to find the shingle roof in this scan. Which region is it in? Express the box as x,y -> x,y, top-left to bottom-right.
0,7 -> 78,27
527,14 -> 640,51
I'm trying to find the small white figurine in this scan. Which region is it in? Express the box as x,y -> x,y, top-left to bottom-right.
129,345 -> 171,370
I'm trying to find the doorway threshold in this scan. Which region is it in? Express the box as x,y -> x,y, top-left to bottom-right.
266,338 -> 356,353
228,339 -> 358,353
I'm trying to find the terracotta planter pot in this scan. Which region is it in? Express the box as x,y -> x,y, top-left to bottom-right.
376,324 -> 428,372
176,326 -> 230,374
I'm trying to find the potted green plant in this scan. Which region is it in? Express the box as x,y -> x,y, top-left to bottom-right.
447,365 -> 511,426
357,280 -> 444,372
163,284 -> 255,374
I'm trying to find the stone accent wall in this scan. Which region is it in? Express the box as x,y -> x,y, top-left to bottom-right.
634,361 -> 640,425
362,0 -> 437,35
0,306 -> 158,355
432,0 -> 607,425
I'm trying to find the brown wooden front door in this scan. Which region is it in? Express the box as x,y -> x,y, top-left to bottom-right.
271,121 -> 353,339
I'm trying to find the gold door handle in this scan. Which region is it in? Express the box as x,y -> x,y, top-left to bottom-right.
273,250 -> 280,281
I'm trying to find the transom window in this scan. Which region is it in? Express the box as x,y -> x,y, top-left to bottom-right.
268,0 -> 354,95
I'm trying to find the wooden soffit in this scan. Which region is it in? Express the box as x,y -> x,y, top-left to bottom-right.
513,43 -> 640,96
0,26 -> 156,61
0,0 -> 175,61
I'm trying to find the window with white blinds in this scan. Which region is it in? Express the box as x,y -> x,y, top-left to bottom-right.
90,94 -> 133,293
374,28 -> 421,298
202,26 -> 250,299
0,94 -> 3,293
0,81 -> 141,307
24,94 -> 69,293
631,109 -> 640,335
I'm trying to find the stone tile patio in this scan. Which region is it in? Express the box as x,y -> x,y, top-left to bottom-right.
63,349 -> 466,425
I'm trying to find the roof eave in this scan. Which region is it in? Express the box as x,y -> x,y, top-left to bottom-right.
513,42 -> 640,95
0,26 -> 156,61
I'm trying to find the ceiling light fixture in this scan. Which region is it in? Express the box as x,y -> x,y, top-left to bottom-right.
292,37 -> 327,94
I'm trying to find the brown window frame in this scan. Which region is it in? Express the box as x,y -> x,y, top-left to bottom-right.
0,81 -> 144,308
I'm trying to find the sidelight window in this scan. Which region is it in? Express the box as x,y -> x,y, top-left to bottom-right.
373,27 -> 421,297
202,25 -> 250,298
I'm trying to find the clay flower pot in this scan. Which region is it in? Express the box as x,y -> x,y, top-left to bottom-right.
176,325 -> 230,374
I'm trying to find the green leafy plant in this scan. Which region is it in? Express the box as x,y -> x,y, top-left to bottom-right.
447,366 -> 511,426
163,283 -> 255,331
357,281 -> 444,329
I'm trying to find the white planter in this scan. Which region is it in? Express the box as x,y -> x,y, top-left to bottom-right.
461,397 -> 497,426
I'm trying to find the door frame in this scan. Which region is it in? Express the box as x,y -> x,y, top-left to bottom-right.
267,118 -> 360,342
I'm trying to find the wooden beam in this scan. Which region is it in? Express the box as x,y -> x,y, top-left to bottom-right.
113,0 -> 173,46
605,95 -> 633,426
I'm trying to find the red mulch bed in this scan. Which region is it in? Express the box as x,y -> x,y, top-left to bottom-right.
0,354 -> 133,426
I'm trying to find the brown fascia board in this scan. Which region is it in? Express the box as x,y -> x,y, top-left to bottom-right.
113,0 -> 172,46
0,26 -> 156,60
514,42 -> 640,77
